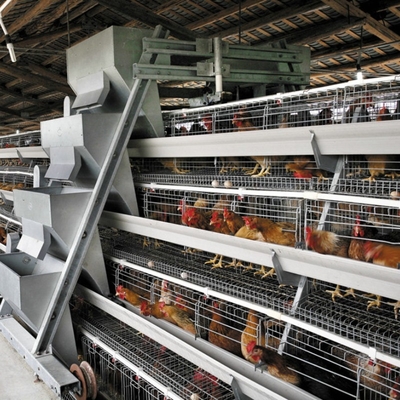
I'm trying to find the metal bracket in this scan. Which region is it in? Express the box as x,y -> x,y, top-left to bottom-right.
230,376 -> 252,400
310,131 -> 338,173
278,275 -> 310,355
271,250 -> 302,286
6,232 -> 20,253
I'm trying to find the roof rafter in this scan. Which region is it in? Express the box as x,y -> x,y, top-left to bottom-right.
95,0 -> 204,40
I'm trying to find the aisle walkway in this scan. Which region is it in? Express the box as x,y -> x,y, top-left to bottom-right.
0,333 -> 58,399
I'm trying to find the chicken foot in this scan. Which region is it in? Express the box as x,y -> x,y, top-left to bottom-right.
243,163 -> 260,176
205,254 -> 222,266
209,255 -> 235,269
224,259 -> 241,268
251,165 -> 271,178
388,300 -> 400,319
365,294 -> 382,310
326,284 -> 343,302
254,265 -> 275,279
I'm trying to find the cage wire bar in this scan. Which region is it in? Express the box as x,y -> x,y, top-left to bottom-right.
163,75 -> 400,137
73,246 -> 400,399
98,228 -> 400,361
71,298 -> 235,400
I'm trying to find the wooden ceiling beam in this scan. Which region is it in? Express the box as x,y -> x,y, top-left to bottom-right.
59,1 -> 99,25
24,0 -> 85,35
15,24 -> 82,48
0,61 -> 73,95
0,85 -> 61,114
211,0 -> 323,39
94,0 -> 204,40
2,0 -> 59,39
311,51 -> 400,77
270,17 -> 363,46
321,0 -> 400,49
187,0 -> 274,31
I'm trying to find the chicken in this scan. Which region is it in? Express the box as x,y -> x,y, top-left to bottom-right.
340,216 -> 379,300
332,347 -> 392,393
242,216 -> 295,277
205,209 -> 246,269
179,198 -> 212,253
241,310 -> 282,362
245,155 -> 287,178
159,158 -> 190,174
241,311 -> 282,362
364,240 -> 400,268
305,226 -> 352,301
140,300 -> 176,324
348,215 -> 378,262
201,114 -> 213,132
249,344 -> 357,399
174,293 -> 196,320
376,106 -> 392,121
115,285 -> 148,306
205,211 -> 231,267
241,309 -> 261,362
305,226 -> 350,257
158,301 -> 196,334
364,155 -> 400,182
223,215 -> 266,270
208,301 -> 243,357
285,157 -> 328,181
362,240 -> 400,311
211,194 -> 231,212
209,210 -> 231,234
390,375 -> 400,400
180,198 -> 211,230
223,208 -> 244,235
232,110 -> 281,177
232,110 -> 255,131
247,343 -> 301,385
248,216 -> 296,247
0,226 -> 7,245
184,368 -> 219,400
158,279 -> 173,305
285,156 -> 313,171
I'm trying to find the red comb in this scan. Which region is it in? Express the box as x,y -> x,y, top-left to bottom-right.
246,341 -> 256,354
140,300 -> 148,314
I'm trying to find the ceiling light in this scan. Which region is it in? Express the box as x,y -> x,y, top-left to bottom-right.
356,63 -> 363,81
0,0 -> 15,62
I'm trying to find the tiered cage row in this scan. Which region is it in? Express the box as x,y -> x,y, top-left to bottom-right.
133,154 -> 400,198
70,297 -> 235,400
96,228 -> 400,399
0,130 -> 41,148
163,77 -> 400,136
1,77 -> 400,399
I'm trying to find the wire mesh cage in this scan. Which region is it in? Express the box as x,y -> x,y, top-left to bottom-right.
72,299 -> 235,400
274,323 -> 400,400
0,130 -> 41,148
305,198 -> 400,243
99,227 -> 298,312
135,187 -> 304,242
162,76 -> 400,137
132,155 -> 335,192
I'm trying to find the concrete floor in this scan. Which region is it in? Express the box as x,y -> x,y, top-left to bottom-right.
0,333 -> 59,400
